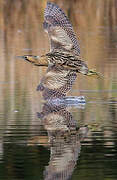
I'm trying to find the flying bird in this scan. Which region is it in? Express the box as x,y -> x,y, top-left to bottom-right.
17,2 -> 100,99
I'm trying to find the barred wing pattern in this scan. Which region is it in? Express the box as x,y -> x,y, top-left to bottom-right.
37,102 -> 77,131
44,2 -> 80,55
37,65 -> 77,100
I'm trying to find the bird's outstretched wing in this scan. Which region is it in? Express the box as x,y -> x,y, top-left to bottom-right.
37,65 -> 77,100
43,2 -> 80,55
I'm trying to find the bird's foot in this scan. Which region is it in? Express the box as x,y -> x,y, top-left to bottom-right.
87,69 -> 103,79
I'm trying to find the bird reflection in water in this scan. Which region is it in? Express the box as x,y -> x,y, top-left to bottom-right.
28,101 -> 88,180
24,4 -> 89,179
18,3 -> 90,179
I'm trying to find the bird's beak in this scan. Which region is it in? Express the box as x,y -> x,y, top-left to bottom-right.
16,56 -> 26,60
87,69 -> 103,79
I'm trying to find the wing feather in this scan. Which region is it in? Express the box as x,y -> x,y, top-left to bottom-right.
43,2 -> 80,55
37,65 -> 77,100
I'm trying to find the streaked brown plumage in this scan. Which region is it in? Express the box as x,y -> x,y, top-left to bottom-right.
18,50 -> 88,74
17,2 -> 100,99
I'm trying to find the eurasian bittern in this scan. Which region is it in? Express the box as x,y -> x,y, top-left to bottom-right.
17,2 -> 100,99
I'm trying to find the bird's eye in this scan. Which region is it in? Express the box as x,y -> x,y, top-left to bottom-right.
24,56 -> 28,60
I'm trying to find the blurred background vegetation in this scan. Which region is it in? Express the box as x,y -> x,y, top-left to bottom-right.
0,0 -> 117,119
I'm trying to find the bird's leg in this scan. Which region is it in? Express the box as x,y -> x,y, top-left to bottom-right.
87,69 -> 103,79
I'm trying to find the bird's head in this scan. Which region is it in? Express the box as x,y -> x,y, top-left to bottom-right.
16,55 -> 40,64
